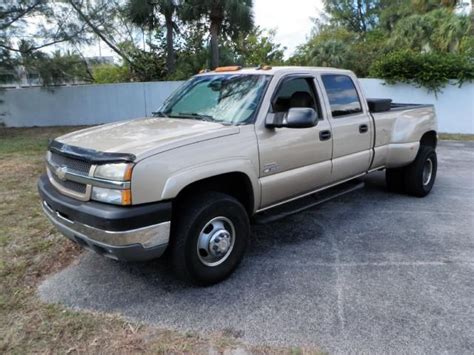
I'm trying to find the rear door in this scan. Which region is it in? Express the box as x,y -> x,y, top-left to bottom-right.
319,73 -> 372,181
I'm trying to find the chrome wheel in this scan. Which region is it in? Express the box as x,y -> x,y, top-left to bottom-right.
422,158 -> 433,186
197,216 -> 235,267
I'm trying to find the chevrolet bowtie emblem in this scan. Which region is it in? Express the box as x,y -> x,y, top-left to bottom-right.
55,166 -> 68,181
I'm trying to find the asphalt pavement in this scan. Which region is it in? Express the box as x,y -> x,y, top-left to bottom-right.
39,141 -> 474,353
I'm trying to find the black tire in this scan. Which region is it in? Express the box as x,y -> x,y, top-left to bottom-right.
170,192 -> 249,286
386,167 -> 405,193
403,145 -> 437,197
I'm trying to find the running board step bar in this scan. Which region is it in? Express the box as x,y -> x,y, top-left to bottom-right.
253,179 -> 365,224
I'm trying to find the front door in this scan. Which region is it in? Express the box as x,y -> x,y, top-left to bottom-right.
256,75 -> 333,208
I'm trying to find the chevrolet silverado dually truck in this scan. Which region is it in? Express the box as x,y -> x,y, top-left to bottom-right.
38,66 -> 438,285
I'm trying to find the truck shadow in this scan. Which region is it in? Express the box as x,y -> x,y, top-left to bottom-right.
112,210 -> 327,289
110,172 -> 391,289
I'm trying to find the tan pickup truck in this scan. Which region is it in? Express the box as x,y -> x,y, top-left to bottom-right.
38,66 -> 438,285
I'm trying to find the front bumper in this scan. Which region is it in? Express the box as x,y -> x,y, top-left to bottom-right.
38,175 -> 172,261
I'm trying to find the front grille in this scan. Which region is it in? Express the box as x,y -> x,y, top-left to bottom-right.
50,169 -> 87,194
48,151 -> 91,198
50,152 -> 92,174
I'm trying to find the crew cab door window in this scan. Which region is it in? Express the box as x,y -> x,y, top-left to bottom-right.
321,75 -> 362,117
271,77 -> 321,118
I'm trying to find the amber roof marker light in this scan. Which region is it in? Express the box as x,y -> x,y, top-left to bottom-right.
214,66 -> 242,72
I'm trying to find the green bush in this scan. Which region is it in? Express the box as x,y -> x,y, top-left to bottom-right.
369,50 -> 474,92
92,64 -> 131,84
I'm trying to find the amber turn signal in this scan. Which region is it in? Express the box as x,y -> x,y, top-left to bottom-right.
121,189 -> 132,205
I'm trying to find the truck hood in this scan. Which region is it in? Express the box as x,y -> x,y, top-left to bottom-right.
55,117 -> 240,161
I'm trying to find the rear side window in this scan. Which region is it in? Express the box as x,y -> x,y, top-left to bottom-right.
321,75 -> 362,117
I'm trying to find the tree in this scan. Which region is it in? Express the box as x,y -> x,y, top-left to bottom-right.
411,0 -> 461,13
21,50 -> 92,86
378,0 -> 412,31
126,0 -> 180,74
92,64 -> 131,83
182,0 -> 254,69
309,39 -> 350,67
323,0 -> 381,32
0,1 -> 88,54
230,27 -> 286,66
389,8 -> 471,53
294,0 -> 473,81
65,0 -> 136,68
289,26 -> 356,69
0,1 -> 91,85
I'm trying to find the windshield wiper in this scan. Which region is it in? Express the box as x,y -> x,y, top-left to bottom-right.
175,112 -> 218,122
151,111 -> 169,117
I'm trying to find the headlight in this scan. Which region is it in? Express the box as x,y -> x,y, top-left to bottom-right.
92,163 -> 133,205
91,187 -> 131,205
94,163 -> 133,181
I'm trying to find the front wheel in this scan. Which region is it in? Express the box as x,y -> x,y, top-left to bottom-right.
170,192 -> 249,286
403,146 -> 437,197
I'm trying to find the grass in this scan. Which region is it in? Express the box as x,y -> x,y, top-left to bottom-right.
0,126 -> 321,354
439,133 -> 474,141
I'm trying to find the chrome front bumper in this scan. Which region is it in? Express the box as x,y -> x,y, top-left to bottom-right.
42,200 -> 170,261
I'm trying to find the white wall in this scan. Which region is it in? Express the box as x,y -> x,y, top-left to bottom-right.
0,81 -> 184,127
1,79 -> 473,133
360,79 -> 474,134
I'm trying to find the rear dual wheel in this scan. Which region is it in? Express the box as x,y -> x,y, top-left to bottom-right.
385,145 -> 437,197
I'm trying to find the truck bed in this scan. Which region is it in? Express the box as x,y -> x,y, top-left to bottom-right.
389,103 -> 434,111
369,102 -> 437,170
367,98 -> 433,113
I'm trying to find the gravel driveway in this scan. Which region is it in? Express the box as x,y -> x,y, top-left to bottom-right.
39,141 -> 474,353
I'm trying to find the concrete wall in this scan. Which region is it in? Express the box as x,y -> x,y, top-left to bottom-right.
0,81 -> 184,127
359,79 -> 474,134
1,79 -> 473,133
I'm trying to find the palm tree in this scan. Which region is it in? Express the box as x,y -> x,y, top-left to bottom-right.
126,0 -> 179,74
309,40 -> 349,67
183,0 -> 254,69
389,8 -> 470,52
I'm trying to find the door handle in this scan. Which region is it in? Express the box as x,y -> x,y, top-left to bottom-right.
359,124 -> 369,133
319,130 -> 332,141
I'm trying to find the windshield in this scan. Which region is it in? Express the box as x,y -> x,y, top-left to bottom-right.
157,74 -> 271,125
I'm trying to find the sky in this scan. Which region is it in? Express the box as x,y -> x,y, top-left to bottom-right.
253,0 -> 324,56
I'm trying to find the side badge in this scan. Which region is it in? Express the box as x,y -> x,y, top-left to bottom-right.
263,162 -> 280,174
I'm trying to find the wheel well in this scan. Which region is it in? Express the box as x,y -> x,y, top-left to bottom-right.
174,172 -> 254,216
420,131 -> 437,148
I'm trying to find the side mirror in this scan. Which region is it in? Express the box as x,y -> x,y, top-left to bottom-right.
286,107 -> 318,128
266,108 -> 318,129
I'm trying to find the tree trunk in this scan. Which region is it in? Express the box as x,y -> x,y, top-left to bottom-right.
356,0 -> 366,32
209,19 -> 220,69
209,5 -> 224,69
165,13 -> 175,74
